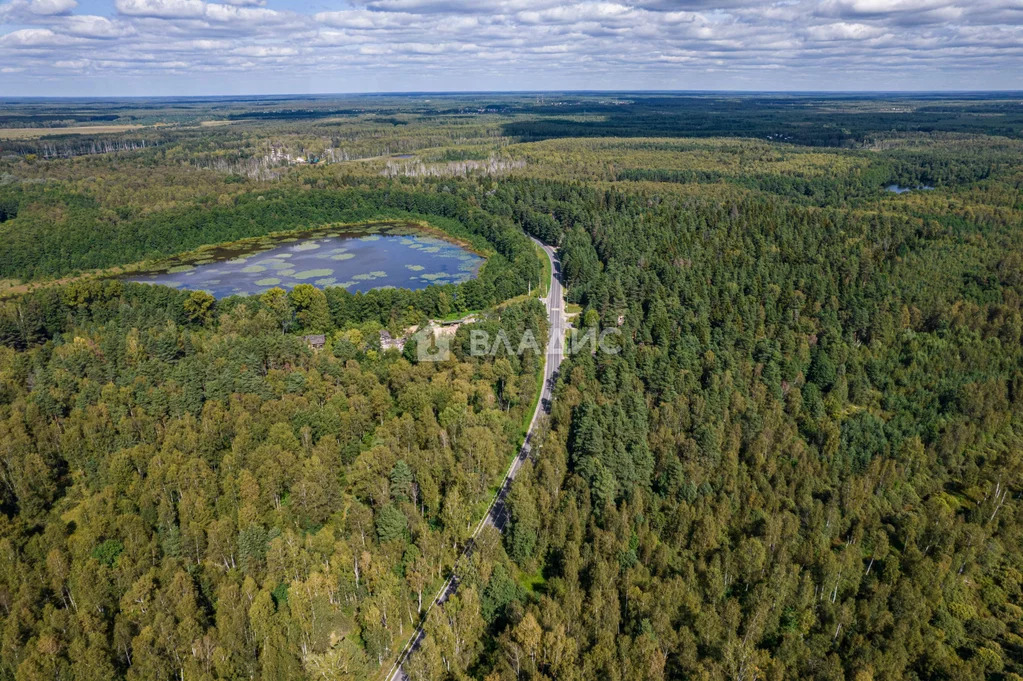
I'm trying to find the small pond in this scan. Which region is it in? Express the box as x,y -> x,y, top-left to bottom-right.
886,184 -> 935,194
124,222 -> 484,298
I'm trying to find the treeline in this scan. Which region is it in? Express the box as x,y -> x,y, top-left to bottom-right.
0,261 -> 530,353
616,167 -> 893,204
500,95 -> 1023,147
617,151 -> 1012,204
0,186 -> 541,314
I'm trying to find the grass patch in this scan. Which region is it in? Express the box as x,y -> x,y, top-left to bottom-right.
518,362 -> 545,443
437,309 -> 480,322
535,242 -> 552,298
515,566 -> 547,595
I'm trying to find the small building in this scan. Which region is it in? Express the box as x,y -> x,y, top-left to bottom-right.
302,334 -> 326,350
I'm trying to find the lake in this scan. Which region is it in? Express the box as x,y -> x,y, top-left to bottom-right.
123,222 -> 485,298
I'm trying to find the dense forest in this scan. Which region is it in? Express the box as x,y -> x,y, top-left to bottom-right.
483,179 -> 1023,680
0,275 -> 549,680
1,94 -> 1022,680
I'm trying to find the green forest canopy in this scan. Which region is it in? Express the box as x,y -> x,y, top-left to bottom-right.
1,93 -> 1022,681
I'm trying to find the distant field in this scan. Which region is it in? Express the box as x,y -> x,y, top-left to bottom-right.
0,124 -> 143,139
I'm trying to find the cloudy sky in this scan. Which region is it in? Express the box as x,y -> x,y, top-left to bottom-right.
1,0 -> 1021,96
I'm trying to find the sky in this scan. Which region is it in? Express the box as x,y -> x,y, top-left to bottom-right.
0,0 -> 1022,97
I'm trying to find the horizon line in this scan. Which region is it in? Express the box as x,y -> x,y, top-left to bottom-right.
3,88 -> 1023,102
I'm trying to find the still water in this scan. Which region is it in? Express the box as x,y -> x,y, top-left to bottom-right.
124,222 -> 484,298
886,184 -> 935,194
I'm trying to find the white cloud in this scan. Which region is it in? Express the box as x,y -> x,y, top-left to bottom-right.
806,21 -> 887,40
517,3 -> 633,25
1,0 -> 1022,92
352,0 -> 563,13
0,27 -> 61,45
314,9 -> 419,30
28,0 -> 76,14
62,15 -> 133,39
232,45 -> 296,56
114,0 -> 206,19
204,3 -> 285,23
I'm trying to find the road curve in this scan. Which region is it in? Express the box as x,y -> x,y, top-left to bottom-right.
383,237 -> 566,681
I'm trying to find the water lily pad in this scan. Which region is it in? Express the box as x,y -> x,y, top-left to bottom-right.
331,253 -> 355,261
406,264 -> 425,271
293,241 -> 321,251
277,268 -> 296,277
294,268 -> 333,280
167,264 -> 194,273
314,277 -> 337,286
255,277 -> 281,286
241,265 -> 266,273
359,234 -> 381,242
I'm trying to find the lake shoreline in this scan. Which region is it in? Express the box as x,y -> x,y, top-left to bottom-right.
0,218 -> 487,301
121,220 -> 487,298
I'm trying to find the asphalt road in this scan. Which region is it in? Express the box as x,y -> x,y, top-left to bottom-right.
383,238 -> 566,681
